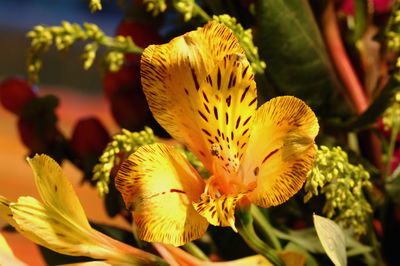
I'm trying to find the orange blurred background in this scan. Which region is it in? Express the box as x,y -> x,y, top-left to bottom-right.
0,88 -> 131,265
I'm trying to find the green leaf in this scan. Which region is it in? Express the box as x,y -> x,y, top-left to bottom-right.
313,214 -> 347,266
343,78 -> 400,130
255,0 -> 343,114
353,0 -> 368,41
273,228 -> 325,254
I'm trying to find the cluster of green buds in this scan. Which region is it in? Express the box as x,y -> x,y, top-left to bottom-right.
304,146 -> 373,236
386,2 -> 400,79
89,0 -> 102,13
213,14 -> 266,74
173,0 -> 194,21
27,22 -> 143,83
143,0 -> 167,16
92,127 -> 156,196
382,91 -> 400,130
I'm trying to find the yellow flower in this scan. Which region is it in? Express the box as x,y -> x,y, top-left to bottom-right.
115,22 -> 319,246
0,154 -> 165,265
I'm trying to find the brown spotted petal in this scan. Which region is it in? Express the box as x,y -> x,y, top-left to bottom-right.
193,192 -> 246,232
240,96 -> 319,208
115,143 -> 209,246
140,21 -> 245,174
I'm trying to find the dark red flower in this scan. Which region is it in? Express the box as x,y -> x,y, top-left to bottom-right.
0,78 -> 37,114
337,0 -> 393,15
103,64 -> 140,99
70,117 -> 110,160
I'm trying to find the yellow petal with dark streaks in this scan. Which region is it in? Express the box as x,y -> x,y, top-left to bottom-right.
240,96 -> 319,207
115,143 -> 209,246
27,154 -> 91,230
140,21 -> 244,173
10,196 -> 113,259
196,53 -> 257,181
193,193 -> 245,232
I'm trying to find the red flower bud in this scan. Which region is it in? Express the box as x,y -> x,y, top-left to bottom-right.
103,64 -> 140,99
70,117 -> 110,160
0,78 -> 37,114
110,84 -> 151,131
18,118 -> 64,156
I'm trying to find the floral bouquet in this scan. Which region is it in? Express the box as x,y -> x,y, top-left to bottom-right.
1,0 -> 400,265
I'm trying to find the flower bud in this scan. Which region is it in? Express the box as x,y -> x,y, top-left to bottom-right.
70,117 -> 110,160
0,78 -> 38,114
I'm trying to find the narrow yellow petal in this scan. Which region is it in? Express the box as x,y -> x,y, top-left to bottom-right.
0,157 -> 162,265
0,233 -> 13,256
240,96 -> 319,207
59,261 -> 112,266
115,143 -> 209,246
193,193 -> 245,231
277,250 -> 307,266
27,154 -> 91,230
10,196 -> 112,259
140,22 -> 244,173
207,255 -> 273,266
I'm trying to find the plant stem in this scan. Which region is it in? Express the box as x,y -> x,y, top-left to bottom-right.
251,206 -> 282,250
194,3 -> 212,21
182,242 -> 210,261
322,0 -> 368,115
236,208 -> 284,266
385,111 -> 400,181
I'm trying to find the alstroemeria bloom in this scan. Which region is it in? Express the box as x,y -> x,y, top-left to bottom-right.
0,155 -> 165,265
116,22 -> 319,246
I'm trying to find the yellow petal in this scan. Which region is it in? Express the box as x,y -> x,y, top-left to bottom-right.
0,233 -> 27,266
277,250 -> 307,266
0,156 -> 162,265
10,196 -> 114,259
0,196 -> 45,246
193,193 -> 245,231
59,261 -> 112,266
115,143 -> 209,246
0,233 -> 13,256
208,255 -> 273,266
140,21 -> 244,173
240,96 -> 319,207
27,154 -> 91,230
196,53 -> 257,180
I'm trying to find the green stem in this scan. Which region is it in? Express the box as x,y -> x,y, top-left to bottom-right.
194,3 -> 212,21
385,111 -> 400,181
102,36 -> 144,54
182,242 -> 209,261
251,206 -> 282,250
236,207 -> 284,266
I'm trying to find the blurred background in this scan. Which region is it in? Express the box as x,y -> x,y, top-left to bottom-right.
0,1 -> 127,264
